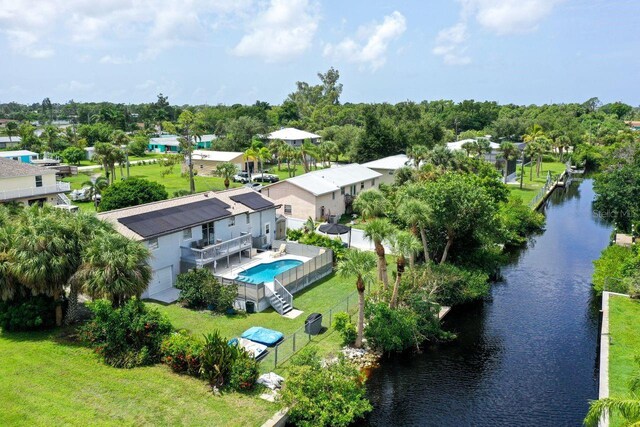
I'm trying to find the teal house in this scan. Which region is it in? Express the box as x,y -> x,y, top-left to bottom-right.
0,150 -> 38,163
148,134 -> 216,153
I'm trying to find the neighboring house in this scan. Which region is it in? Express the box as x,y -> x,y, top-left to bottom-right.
0,136 -> 21,149
625,121 -> 640,131
98,187 -> 280,302
183,150 -> 244,176
267,127 -> 321,147
363,154 -> 412,185
262,164 -> 381,221
148,134 -> 216,153
0,158 -> 71,206
0,150 -> 38,163
446,138 -> 503,163
84,147 -> 95,160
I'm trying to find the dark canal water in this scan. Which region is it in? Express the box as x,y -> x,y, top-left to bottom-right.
363,179 -> 612,426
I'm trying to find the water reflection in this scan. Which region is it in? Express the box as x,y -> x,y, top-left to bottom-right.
364,180 -> 612,426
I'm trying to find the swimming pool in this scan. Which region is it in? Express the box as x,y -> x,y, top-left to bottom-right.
235,259 -> 303,284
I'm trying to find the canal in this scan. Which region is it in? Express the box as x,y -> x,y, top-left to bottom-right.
363,179 -> 612,426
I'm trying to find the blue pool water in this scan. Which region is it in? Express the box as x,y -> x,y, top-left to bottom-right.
235,259 -> 303,284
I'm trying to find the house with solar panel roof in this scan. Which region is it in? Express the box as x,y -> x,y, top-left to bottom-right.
99,187 -> 281,303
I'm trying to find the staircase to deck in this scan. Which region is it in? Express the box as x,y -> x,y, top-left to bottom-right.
57,192 -> 72,205
266,279 -> 293,316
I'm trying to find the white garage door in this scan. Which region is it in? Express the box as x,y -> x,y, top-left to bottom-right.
148,266 -> 173,296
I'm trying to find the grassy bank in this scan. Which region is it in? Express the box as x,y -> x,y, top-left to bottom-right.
63,162 -> 242,212
608,295 -> 640,427
509,161 -> 567,205
0,329 -> 277,426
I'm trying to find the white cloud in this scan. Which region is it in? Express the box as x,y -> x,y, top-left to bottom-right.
99,55 -> 132,65
323,11 -> 406,70
0,0 -> 251,60
232,0 -> 320,61
432,22 -> 471,65
433,0 -> 562,65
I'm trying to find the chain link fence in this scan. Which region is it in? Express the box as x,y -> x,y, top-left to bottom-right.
259,284 -> 369,370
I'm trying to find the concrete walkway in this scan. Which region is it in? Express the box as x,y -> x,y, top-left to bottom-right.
77,159 -> 157,172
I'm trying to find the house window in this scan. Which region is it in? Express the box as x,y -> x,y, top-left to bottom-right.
332,192 -> 335,200
360,182 -> 365,190
340,187 -> 345,195
246,213 -> 250,224
229,216 -> 235,227
183,228 -> 192,240
35,175 -> 43,187
200,164 -> 203,169
284,205 -> 292,215
148,238 -> 159,250
202,222 -> 215,245
372,179 -> 376,186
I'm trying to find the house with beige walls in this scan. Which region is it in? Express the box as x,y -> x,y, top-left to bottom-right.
262,164 -> 381,221
182,150 -> 244,176
0,158 -> 70,206
362,154 -> 412,185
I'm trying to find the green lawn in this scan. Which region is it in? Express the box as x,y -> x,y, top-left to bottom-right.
0,329 -> 277,426
64,162 -> 242,212
508,160 -> 567,205
608,296 -> 640,427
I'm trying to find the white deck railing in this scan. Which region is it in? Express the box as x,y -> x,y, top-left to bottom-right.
181,233 -> 252,268
0,181 -> 71,201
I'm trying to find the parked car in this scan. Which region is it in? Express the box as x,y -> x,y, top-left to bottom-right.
244,182 -> 263,192
252,173 -> 279,183
69,187 -> 92,202
233,171 -> 251,183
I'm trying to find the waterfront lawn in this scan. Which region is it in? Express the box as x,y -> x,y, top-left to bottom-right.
509,161 -> 567,205
0,329 -> 277,426
64,162 -> 241,212
608,296 -> 640,427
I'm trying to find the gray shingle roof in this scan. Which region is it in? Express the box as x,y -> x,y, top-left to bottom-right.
0,157 -> 56,178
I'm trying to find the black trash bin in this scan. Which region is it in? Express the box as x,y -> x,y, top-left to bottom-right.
245,301 -> 255,314
305,313 -> 322,335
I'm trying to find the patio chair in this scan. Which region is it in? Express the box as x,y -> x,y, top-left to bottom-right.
271,243 -> 287,258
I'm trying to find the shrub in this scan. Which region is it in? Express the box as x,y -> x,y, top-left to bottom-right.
282,347 -> 372,427
333,312 -> 356,346
287,228 -> 303,241
427,263 -> 490,306
228,348 -> 259,391
99,178 -> 168,211
80,299 -> 172,368
161,331 -> 203,376
128,136 -> 149,157
176,269 -> 237,312
0,295 -> 56,331
200,331 -> 236,388
498,198 -> 545,247
364,300 -> 421,353
298,231 -> 346,261
173,189 -> 191,198
592,245 -> 636,294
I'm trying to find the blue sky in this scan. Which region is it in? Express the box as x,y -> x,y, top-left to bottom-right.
0,0 -> 638,106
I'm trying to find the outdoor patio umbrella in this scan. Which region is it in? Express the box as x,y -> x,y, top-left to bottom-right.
317,223 -> 352,248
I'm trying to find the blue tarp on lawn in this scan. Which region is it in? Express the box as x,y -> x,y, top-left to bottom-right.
241,326 -> 284,346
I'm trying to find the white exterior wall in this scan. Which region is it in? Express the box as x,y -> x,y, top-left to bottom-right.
1,174 -> 56,191
141,207 -> 277,297
370,168 -> 396,185
263,182 -> 318,221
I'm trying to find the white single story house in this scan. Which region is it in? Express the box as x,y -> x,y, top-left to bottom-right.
0,136 -> 21,149
262,164 -> 381,221
362,154 -> 412,185
267,127 -> 321,147
446,138 -> 502,163
98,187 -> 280,302
184,150 -> 244,176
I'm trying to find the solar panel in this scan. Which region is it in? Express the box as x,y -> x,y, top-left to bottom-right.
230,192 -> 274,211
118,198 -> 231,238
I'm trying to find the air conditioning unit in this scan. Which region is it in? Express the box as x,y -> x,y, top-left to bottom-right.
252,235 -> 267,249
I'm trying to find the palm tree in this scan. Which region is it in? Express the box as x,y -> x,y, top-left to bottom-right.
112,130 -> 131,178
474,139 -> 491,159
0,225 -> 21,301
408,145 -> 429,168
554,135 -> 571,162
82,176 -> 109,210
216,162 -> 237,190
499,141 -> 519,184
523,124 -> 546,179
300,140 -> 318,172
397,197 -> 432,262
74,233 -> 152,308
533,137 -> 550,177
257,146 -> 271,173
337,250 -> 376,348
363,218 -> 395,290
352,189 -> 387,222
304,216 -> 315,233
10,206 -> 75,326
5,121 -> 18,143
318,140 -> 338,167
584,357 -> 640,426
94,142 -> 118,184
269,139 -> 287,171
388,230 -> 421,309
243,147 -> 258,177
461,141 -> 475,157
524,142 -> 537,182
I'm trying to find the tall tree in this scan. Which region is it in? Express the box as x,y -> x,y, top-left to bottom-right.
5,121 -> 18,143
499,141 -> 519,184
363,218 -> 395,290
74,233 -> 152,307
337,250 -> 376,349
269,139 -> 288,171
177,110 -> 198,193
397,196 -> 432,262
388,230 -> 421,309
